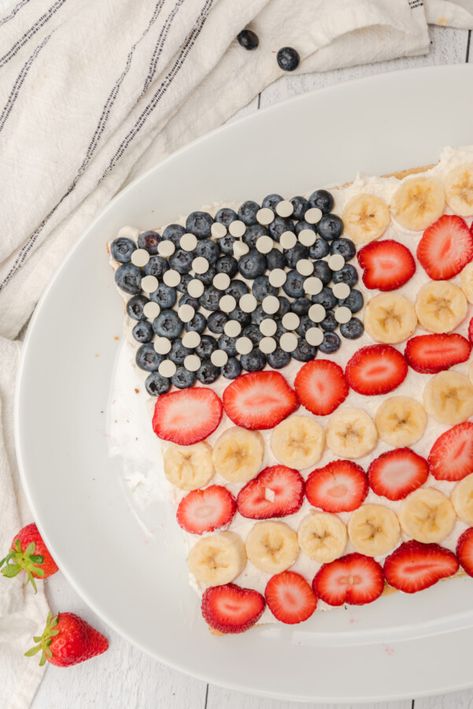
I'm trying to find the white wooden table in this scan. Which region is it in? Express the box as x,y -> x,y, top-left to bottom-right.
33,25 -> 473,709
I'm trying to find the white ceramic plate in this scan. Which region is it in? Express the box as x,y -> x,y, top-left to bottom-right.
16,65 -> 473,703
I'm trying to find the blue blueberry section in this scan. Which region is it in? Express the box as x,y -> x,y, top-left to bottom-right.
172,367 -> 196,389
153,310 -> 183,339
136,345 -> 162,372
127,295 -> 148,320
145,372 -> 170,395
186,211 -> 213,239
137,231 -> 160,254
115,263 -> 142,294
111,238 -> 135,263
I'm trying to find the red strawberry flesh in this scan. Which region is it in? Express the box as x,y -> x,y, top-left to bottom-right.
417,215 -> 473,280
152,388 -> 222,445
305,460 -> 368,513
294,360 -> 348,416
202,583 -> 265,633
358,239 -> 416,291
177,486 -> 236,534
223,372 -> 298,430
368,448 -> 429,501
469,317 -> 473,344
237,466 -> 304,520
26,612 -> 109,667
1,522 -> 58,591
265,571 -> 317,624
384,541 -> 459,593
457,528 -> 473,577
346,345 -> 407,396
428,422 -> 473,481
313,553 -> 384,606
405,333 -> 471,374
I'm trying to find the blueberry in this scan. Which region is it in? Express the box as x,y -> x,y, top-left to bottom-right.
340,317 -> 364,340
229,307 -> 251,327
294,220 -> 315,236
216,255 -> 238,277
313,260 -> 332,286
196,239 -> 220,264
150,283 -> 177,309
277,46 -> 300,72
137,230 -> 160,255
199,286 -> 221,311
237,28 -> 259,50
172,367 -> 196,389
126,295 -> 148,320
132,320 -> 154,343
308,189 -> 334,214
145,372 -> 170,396
176,273 -> 192,294
169,249 -> 193,274
319,332 -> 341,354
162,224 -> 186,246
208,311 -> 227,334
252,275 -> 277,301
227,279 -> 249,300
283,269 -> 304,298
262,193 -> 283,210
241,349 -> 266,372
153,310 -> 183,339
185,312 -> 206,333
291,297 -> 311,316
222,357 -> 242,379
111,237 -> 135,263
144,255 -> 169,278
179,293 -> 199,310
186,211 -> 213,239
136,344 -> 162,372
311,287 -> 337,310
292,339 -> 317,362
196,361 -> 220,384
238,200 -> 260,226
332,263 -> 358,287
215,207 -> 238,226
238,250 -> 267,279
244,224 -> 267,248
115,263 -> 141,294
243,324 -> 264,344
331,238 -> 356,261
197,266 -> 216,286
196,335 -> 217,359
218,234 -> 236,255
168,339 -> 191,365
340,288 -> 364,313
290,196 -> 308,220
267,348 -> 291,369
266,248 -> 286,270
218,334 -> 237,357
269,216 -> 293,241
284,242 -> 308,269
309,238 -> 330,259
318,214 -> 343,241
251,305 -> 266,325
320,312 -> 338,332
297,315 -> 312,337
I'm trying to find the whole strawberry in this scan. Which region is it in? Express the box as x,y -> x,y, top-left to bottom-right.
25,612 -> 109,667
0,523 -> 58,591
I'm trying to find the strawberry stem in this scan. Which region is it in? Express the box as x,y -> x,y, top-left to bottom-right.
0,539 -> 44,593
25,613 -> 60,666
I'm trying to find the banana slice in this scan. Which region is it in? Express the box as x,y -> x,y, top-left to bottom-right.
451,473 -> 473,524
364,293 -> 417,344
298,512 -> 347,563
423,371 -> 473,425
444,163 -> 473,216
164,442 -> 214,490
270,416 -> 325,470
399,488 -> 456,543
212,427 -> 264,483
460,262 -> 473,304
415,281 -> 467,333
342,193 -> 390,245
326,407 -> 378,459
188,531 -> 247,586
375,396 -> 427,447
246,521 -> 299,574
348,504 -> 400,557
392,176 -> 445,231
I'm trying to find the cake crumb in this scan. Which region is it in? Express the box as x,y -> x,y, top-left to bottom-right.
134,387 -> 140,394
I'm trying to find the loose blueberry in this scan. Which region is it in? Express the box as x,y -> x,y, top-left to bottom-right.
226,279 -> 249,300
207,311 -> 227,334
195,239 -> 220,264
332,263 -> 358,287
215,207 -> 238,227
311,287 -> 337,310
169,249 -> 193,274
216,255 -> 238,277
267,348 -> 291,369
340,317 -> 364,340
252,275 -> 277,301
153,310 -> 183,339
243,323 -> 264,344
294,220 -> 315,236
145,372 -> 170,396
284,242 -> 309,269
277,297 -> 291,317
283,270 -> 305,298
115,263 -> 142,294
330,237 -> 356,261
290,196 -> 308,220
319,332 -> 341,354
132,320 -> 154,343
266,248 -> 286,270
218,234 -> 236,255
218,334 -> 238,357
308,189 -> 334,214
262,193 -> 283,210
297,315 -> 312,337
313,260 -> 332,286
292,339 -> 317,362
169,340 -> 192,365
237,28 -> 259,50
196,335 -> 217,360
340,288 -> 364,313
317,214 -> 343,241
186,211 -> 213,239
290,297 -> 311,316
222,357 -> 242,379
244,224 -> 267,248
199,286 -> 221,311
197,266 -> 216,286
309,238 -> 330,259
144,255 -> 169,278
162,224 -> 186,246
179,293 -> 199,310
238,250 -> 267,279
137,231 -> 160,255
269,216 -> 293,241
251,304 -> 266,325
126,294 -> 148,320
277,46 -> 300,72
185,312 -> 206,334
320,312 -> 338,332
238,200 -> 260,226
111,237 -> 136,263
241,349 -> 266,372
136,344 -> 162,372
177,274 -> 192,294
150,283 -> 177,309
172,367 -> 196,389
196,361 -> 220,385
229,307 -> 251,327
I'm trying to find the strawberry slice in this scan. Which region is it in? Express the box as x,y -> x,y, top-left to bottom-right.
223,371 -> 298,430
384,541 -> 459,593
345,345 -> 407,395
469,317 -> 473,344
265,571 -> 317,624
294,360 -> 348,416
368,448 -> 429,501
417,215 -> 473,280
358,239 -> 416,291
428,422 -> 473,481
405,333 -> 471,374
177,486 -> 236,534
201,583 -> 265,633
152,388 -> 222,445
313,553 -> 384,606
456,528 -> 473,577
305,460 -> 368,513
237,466 -> 304,520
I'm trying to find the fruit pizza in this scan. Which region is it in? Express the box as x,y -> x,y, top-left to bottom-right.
109,146 -> 473,634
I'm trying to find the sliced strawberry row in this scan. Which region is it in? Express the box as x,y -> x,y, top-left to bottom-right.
201,583 -> 265,634
153,388 -> 222,445
177,486 -> 236,534
358,239 -> 416,291
384,541 -> 459,593
457,528 -> 473,578
428,422 -> 473,481
306,460 -> 368,513
237,466 -> 304,520
313,553 -> 384,606
405,333 -> 471,374
265,571 -> 317,624
223,371 -> 298,430
294,360 -> 348,416
417,214 -> 473,280
368,448 -> 429,501
346,345 -> 407,396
